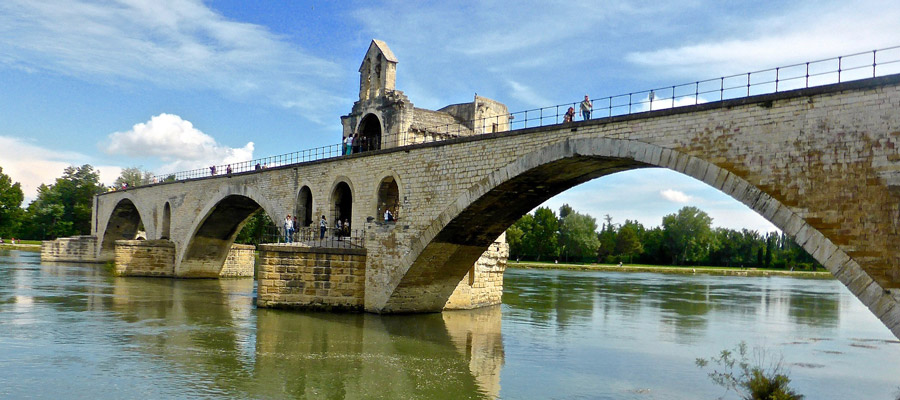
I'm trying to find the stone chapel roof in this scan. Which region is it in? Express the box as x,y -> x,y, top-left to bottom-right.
370,39 -> 398,63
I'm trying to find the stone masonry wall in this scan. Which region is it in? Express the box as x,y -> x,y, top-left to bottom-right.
444,235 -> 508,310
92,76 -> 900,337
114,240 -> 175,277
257,244 -> 366,311
41,236 -> 99,262
220,244 -> 255,278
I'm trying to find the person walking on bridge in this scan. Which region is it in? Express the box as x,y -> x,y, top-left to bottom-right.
284,215 -> 294,243
319,215 -> 327,240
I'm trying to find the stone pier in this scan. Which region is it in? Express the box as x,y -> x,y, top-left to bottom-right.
256,244 -> 367,311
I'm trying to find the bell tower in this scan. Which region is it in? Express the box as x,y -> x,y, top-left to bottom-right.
359,39 -> 398,101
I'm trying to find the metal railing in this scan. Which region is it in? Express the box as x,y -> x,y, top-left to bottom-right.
259,226 -> 365,249
131,45 -> 900,188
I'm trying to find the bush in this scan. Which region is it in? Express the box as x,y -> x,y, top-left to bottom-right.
696,342 -> 803,400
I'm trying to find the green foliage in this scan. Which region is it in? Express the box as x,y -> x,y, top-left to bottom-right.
558,209 -> 599,262
234,210 -> 277,245
21,165 -> 105,239
662,206 -> 714,265
114,166 -> 154,188
696,342 -> 803,400
504,203 -> 820,269
0,166 -> 25,237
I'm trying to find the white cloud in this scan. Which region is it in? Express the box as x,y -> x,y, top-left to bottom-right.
625,1 -> 900,78
103,113 -> 254,173
660,189 -> 693,203
506,80 -> 552,109
0,136 -> 121,204
0,0 -> 346,122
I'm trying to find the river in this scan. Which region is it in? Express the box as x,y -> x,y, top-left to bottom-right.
1,249 -> 898,399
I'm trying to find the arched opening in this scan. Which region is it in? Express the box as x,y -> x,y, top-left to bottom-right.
377,176 -> 400,221
331,182 -> 353,230
358,114 -> 382,152
160,202 -> 171,239
100,198 -> 144,260
179,195 -> 264,278
295,186 -> 313,228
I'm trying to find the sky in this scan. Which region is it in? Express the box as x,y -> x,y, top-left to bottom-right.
2,0 -> 899,233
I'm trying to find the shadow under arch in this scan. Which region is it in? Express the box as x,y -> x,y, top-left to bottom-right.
99,197 -> 147,261
379,137 -> 866,320
177,188 -> 280,278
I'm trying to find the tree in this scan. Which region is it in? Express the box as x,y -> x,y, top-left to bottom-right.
662,206 -> 714,265
0,166 -> 25,237
234,210 -> 277,245
22,165 -> 105,239
527,207 -> 559,261
507,213 -> 534,259
558,211 -> 599,262
114,167 -> 154,188
596,214 -> 617,262
615,222 -> 644,263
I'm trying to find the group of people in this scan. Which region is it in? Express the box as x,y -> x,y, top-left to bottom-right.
0,237 -> 18,244
342,134 -> 379,155
315,215 -> 351,240
209,165 -> 235,176
283,214 -> 299,243
564,95 -> 593,123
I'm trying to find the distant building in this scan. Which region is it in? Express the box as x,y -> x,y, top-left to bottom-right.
341,40 -> 509,152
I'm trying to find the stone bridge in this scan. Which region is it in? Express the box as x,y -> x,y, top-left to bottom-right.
64,73 -> 900,337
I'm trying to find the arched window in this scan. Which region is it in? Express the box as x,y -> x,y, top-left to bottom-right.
358,114 -> 382,152
377,176 -> 399,221
331,182 -> 353,229
161,202 -> 171,239
295,186 -> 313,227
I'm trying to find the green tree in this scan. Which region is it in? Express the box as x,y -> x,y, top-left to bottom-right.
114,166 -> 154,188
615,222 -> 644,263
558,210 -> 599,262
662,206 -> 714,265
0,166 -> 25,237
507,213 -> 533,259
596,214 -> 617,262
234,210 -> 277,245
527,207 -> 559,261
22,165 -> 105,239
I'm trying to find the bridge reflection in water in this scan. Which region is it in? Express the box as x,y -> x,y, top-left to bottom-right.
103,274 -> 503,399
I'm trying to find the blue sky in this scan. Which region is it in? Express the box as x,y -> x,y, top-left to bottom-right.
2,0 -> 899,232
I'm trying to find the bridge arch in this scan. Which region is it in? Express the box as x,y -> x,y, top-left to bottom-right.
376,172 -> 402,221
295,185 -> 313,228
378,137 -> 873,316
160,202 -> 171,239
357,113 -> 382,152
176,186 -> 280,277
98,196 -> 152,261
330,178 -> 355,230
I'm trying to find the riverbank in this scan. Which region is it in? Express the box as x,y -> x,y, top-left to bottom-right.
0,243 -> 41,252
509,260 -> 833,278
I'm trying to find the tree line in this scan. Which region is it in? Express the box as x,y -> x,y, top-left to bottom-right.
0,164 -> 821,270
507,204 -> 821,270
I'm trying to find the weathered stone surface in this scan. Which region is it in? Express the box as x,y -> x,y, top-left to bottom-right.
82,69 -> 900,336
256,244 -> 366,311
41,236 -> 99,263
114,240 -> 175,277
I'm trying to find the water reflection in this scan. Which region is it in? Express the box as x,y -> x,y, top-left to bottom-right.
3,250 -> 897,400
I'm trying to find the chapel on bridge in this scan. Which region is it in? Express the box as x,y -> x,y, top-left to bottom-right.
341,40 -> 510,152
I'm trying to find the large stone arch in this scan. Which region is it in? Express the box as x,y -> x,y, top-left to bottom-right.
97,195 -> 153,261
376,137 -> 898,338
176,186 -> 281,277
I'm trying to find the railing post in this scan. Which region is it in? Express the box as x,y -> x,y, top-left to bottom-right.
805,62 -> 810,87
628,93 -> 632,114
775,67 -> 779,92
695,82 -> 699,105
838,56 -> 842,82
720,77 -> 724,101
873,49 -> 877,77
746,72 -> 751,96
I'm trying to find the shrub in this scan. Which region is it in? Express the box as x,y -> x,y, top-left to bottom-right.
695,342 -> 803,400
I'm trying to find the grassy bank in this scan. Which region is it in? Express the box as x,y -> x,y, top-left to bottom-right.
0,243 -> 41,252
509,260 -> 833,278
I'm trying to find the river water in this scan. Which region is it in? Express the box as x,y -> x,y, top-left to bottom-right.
1,249 -> 898,399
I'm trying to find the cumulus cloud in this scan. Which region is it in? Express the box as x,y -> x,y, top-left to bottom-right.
103,113 -> 254,173
660,189 -> 693,203
0,136 -> 121,204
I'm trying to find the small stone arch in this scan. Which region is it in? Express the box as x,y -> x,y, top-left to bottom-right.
295,186 -> 314,228
357,113 -> 382,152
160,202 -> 171,239
376,174 -> 401,221
99,198 -> 145,261
330,180 -> 354,231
